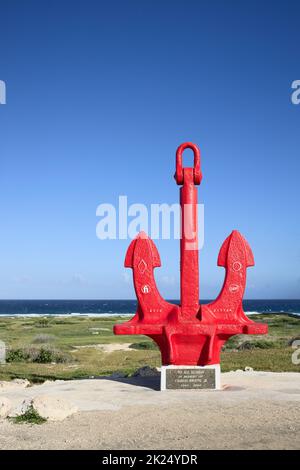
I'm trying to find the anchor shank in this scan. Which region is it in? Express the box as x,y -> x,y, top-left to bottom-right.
180,168 -> 199,320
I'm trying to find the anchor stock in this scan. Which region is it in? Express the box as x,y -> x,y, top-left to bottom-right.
114,143 -> 267,369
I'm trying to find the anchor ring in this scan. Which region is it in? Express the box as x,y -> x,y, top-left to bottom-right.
175,142 -> 202,185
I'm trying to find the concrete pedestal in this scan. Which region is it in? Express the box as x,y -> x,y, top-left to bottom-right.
161,364 -> 221,391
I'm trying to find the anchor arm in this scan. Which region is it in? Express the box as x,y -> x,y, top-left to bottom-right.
124,231 -> 176,324
202,230 -> 255,324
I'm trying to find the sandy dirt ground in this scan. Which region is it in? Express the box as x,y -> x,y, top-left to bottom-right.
0,371 -> 299,450
72,342 -> 134,353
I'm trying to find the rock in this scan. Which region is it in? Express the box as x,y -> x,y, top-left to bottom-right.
238,341 -> 254,351
110,371 -> 127,379
0,379 -> 30,391
12,379 -> 30,387
132,366 -> 160,377
9,400 -> 29,417
244,366 -> 254,372
287,336 -> 300,346
13,395 -> 78,422
33,395 -> 78,421
0,381 -> 11,391
0,397 -> 12,418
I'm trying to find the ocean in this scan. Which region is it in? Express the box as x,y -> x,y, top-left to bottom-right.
0,299 -> 299,317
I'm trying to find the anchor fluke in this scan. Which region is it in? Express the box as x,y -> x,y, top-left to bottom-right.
124,231 -> 161,268
120,231 -> 176,328
217,230 -> 254,268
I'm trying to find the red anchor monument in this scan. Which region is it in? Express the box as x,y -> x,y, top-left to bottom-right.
114,143 -> 268,389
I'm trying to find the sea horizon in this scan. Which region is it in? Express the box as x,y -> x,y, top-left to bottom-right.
0,299 -> 299,317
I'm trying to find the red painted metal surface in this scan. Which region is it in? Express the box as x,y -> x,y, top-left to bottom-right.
114,143 -> 267,366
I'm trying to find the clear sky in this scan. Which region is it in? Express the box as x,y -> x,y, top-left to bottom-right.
0,0 -> 299,300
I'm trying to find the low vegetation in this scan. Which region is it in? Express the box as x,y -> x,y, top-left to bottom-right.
129,341 -> 158,350
9,406 -> 47,425
0,313 -> 299,382
32,334 -> 56,344
6,346 -> 71,364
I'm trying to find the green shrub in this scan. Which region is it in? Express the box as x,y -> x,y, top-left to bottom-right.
10,406 -> 46,425
35,318 -> 51,328
6,348 -> 29,362
32,347 -> 71,364
34,348 -> 54,363
238,340 -> 277,350
6,346 -> 71,364
222,337 -> 240,350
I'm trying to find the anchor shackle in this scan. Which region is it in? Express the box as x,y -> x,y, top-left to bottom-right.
175,142 -> 202,185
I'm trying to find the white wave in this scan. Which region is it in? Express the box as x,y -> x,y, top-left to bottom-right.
0,312 -> 133,318
0,311 -> 299,318
246,311 -> 300,317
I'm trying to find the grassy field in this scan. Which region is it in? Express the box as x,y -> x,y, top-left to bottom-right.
0,314 -> 299,382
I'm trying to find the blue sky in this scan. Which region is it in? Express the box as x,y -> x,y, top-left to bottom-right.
0,0 -> 299,299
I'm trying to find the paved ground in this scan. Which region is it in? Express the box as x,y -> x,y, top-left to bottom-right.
0,371 -> 299,449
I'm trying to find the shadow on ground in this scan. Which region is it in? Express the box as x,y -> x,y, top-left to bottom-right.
93,375 -> 161,391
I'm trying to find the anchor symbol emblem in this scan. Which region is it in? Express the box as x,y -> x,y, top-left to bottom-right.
114,143 -> 267,367
141,284 -> 150,294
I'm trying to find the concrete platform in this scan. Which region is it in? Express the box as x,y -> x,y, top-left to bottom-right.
0,371 -> 299,449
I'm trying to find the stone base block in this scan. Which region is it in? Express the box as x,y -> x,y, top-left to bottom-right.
161,364 -> 221,390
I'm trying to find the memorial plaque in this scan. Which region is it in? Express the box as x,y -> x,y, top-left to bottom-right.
165,368 -> 216,390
